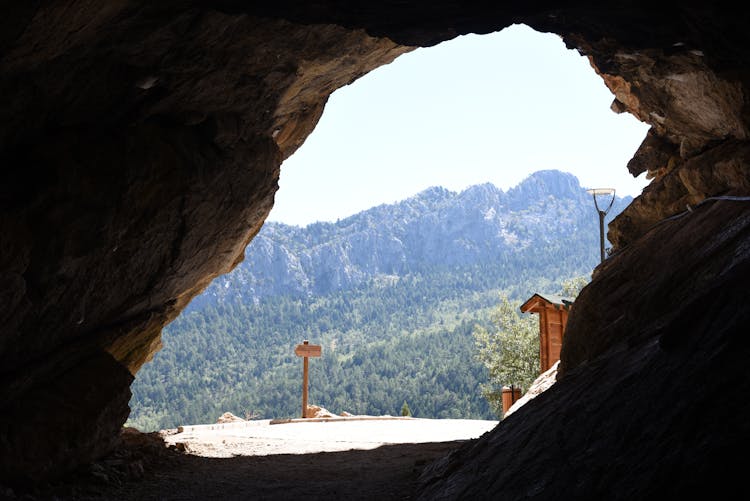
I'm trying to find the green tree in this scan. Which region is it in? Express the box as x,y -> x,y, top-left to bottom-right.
401,400 -> 412,417
560,274 -> 590,298
473,294 -> 538,417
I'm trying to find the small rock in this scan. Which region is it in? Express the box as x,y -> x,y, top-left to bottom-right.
217,412 -> 245,423
305,405 -> 335,418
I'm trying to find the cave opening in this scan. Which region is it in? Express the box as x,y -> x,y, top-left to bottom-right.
125,23 -> 649,435
269,23 -> 650,226
4,4 -> 748,498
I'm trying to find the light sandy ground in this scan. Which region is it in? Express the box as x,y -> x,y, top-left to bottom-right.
33,418 -> 501,500
161,416 -> 499,457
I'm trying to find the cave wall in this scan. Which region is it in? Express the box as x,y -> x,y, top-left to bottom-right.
1,1 -> 749,493
418,195 -> 750,499
0,3 -> 409,482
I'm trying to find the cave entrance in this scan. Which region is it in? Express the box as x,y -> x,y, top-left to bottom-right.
126,24 -> 648,434
269,23 -> 650,226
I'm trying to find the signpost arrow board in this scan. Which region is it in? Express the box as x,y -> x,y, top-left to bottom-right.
294,343 -> 322,358
295,340 -> 322,418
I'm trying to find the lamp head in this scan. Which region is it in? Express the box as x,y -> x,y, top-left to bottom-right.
586,187 -> 616,214
586,188 -> 616,196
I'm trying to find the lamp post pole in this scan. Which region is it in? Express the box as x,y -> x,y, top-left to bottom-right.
597,208 -> 606,263
586,188 -> 616,263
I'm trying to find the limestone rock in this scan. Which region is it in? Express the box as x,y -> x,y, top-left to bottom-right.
216,412 -> 245,424
609,141 -> 750,249
306,405 -> 336,418
504,361 -> 559,418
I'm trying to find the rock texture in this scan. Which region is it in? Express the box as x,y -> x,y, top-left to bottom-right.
418,192 -> 750,500
503,360 -> 559,418
0,3 -> 409,483
216,412 -> 244,424
1,1 -> 750,495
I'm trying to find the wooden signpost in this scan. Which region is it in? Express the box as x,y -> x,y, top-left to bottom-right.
295,340 -> 322,418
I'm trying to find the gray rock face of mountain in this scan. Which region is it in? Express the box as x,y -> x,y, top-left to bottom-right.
188,170 -> 632,308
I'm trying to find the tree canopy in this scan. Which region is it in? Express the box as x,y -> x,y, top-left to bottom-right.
473,295 -> 539,417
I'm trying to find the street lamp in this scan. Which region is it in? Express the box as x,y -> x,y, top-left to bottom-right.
586,188 -> 616,263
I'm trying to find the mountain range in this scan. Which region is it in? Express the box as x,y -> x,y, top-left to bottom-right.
190,169 -> 630,307
128,169 -> 633,430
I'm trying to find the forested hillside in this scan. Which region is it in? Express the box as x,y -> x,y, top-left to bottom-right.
128,170 -> 632,431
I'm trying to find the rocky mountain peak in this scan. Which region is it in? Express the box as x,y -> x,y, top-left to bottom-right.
187,169 -> 628,308
507,169 -> 585,206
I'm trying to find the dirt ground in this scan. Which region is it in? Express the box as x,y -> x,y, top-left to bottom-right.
97,441 -> 464,500
12,418 -> 497,500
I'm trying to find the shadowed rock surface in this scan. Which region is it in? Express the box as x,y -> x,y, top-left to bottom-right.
418,189 -> 750,500
22,430 -> 466,501
1,1 -> 750,497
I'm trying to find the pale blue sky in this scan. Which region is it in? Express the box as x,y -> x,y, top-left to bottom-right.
267,24 -> 650,226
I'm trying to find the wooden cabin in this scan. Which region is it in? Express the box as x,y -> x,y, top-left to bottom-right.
520,293 -> 574,373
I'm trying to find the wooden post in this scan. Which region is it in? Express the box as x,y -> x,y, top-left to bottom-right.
302,350 -> 308,417
294,340 -> 322,418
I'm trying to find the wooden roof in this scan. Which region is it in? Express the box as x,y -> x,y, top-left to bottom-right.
520,293 -> 574,313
